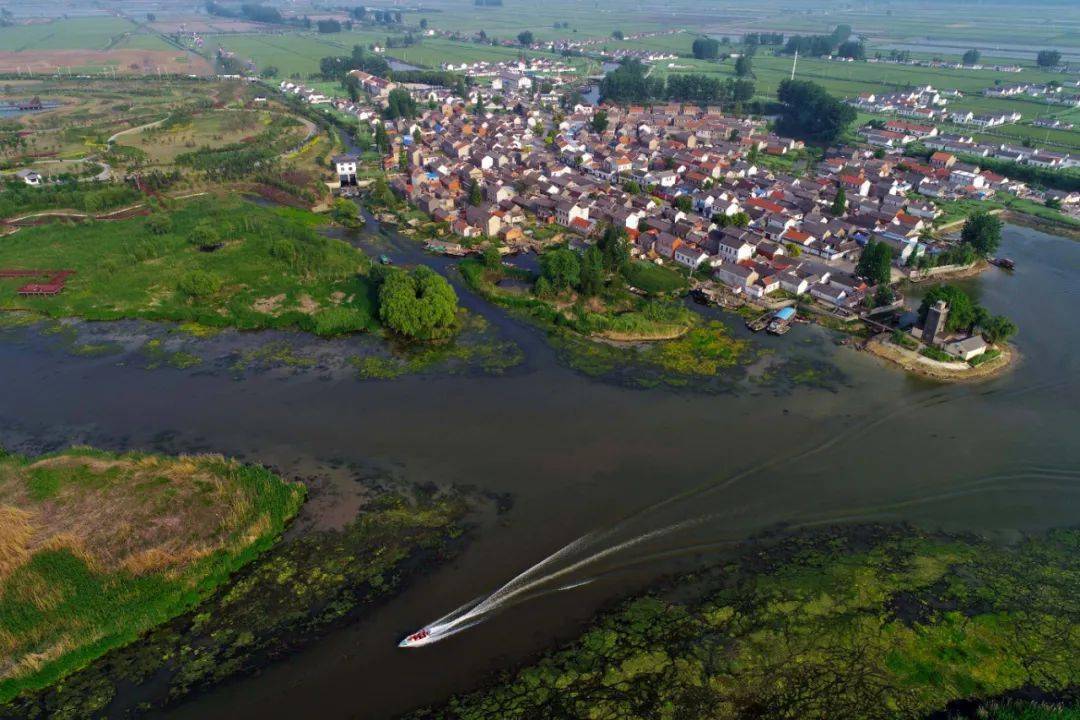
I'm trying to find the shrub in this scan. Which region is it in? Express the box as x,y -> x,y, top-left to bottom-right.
178,270 -> 222,298
309,307 -> 369,336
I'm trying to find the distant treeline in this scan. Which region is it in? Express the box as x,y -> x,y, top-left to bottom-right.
600,59 -> 755,106
474,0 -> 503,5
320,45 -> 391,80
781,25 -> 852,57
204,2 -> 309,26
744,32 -> 784,46
349,6 -> 403,24
961,154 -> 1080,192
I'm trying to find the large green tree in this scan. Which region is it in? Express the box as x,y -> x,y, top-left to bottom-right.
539,247 -> 581,290
855,239 -> 892,286
378,266 -> 459,339
918,284 -> 977,332
579,246 -> 604,296
598,224 -> 631,275
960,210 -> 1003,257
776,79 -> 856,145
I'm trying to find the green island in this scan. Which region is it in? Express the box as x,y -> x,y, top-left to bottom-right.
0,447 -> 306,705
413,526 -> 1080,720
0,450 -> 473,718
455,231 -> 750,387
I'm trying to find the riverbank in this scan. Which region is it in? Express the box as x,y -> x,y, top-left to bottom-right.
864,334 -> 1016,382
907,258 -> 990,284
1003,209 -> 1080,241
0,479 -> 480,719
0,447 -> 306,705
411,524 -> 1080,720
0,195 -> 381,337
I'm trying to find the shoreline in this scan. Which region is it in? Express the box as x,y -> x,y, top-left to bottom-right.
863,335 -> 1017,382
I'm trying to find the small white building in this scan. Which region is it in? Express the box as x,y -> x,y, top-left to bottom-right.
333,154 -> 359,185
16,169 -> 41,186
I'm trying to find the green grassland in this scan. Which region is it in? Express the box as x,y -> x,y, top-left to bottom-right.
0,197 -> 379,336
1,484 -> 471,718
202,30 -> 387,77
415,526 -> 1080,720
0,17 -> 136,52
0,446 -> 306,704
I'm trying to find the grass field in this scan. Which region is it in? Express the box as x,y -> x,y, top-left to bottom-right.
0,18 -> 135,53
121,109 -> 309,164
0,446 -> 305,704
0,197 -> 379,336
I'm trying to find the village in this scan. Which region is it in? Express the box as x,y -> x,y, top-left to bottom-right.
292,60 -> 1051,377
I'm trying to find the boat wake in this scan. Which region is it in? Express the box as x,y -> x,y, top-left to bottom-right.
399,380 -> 1077,648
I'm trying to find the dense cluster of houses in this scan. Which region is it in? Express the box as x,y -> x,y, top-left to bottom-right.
984,83 -> 1080,107
849,86 -> 950,121
348,88 -> 987,309
867,56 -> 1023,73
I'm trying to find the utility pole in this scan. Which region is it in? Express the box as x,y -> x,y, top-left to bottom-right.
790,49 -> 798,81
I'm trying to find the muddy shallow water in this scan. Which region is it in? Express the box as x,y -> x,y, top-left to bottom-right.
0,224 -> 1077,719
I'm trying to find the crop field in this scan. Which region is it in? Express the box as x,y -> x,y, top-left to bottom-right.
0,18 -> 136,52
650,51 -> 1080,150
202,30 -> 388,77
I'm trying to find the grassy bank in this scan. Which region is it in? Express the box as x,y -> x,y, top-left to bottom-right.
0,196 -> 380,336
413,525 -> 1080,720
0,447 -> 305,704
2,485 -> 472,719
459,257 -> 749,385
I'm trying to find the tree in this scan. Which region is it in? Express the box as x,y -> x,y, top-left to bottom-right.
378,266 -> 459,339
1036,49 -> 1061,68
178,270 -> 221,298
981,315 -> 1017,344
331,197 -> 360,226
831,187 -> 847,216
187,222 -> 220,250
374,122 -> 389,152
836,40 -> 865,60
612,30 -> 624,40
855,239 -> 892,286
469,181 -> 483,206
623,180 -> 641,194
729,212 -> 750,228
776,79 -> 856,145
482,245 -> 502,269
384,88 -> 417,119
419,18 -> 427,29
919,285 -> 977,332
579,245 -> 604,296
517,31 -> 534,46
598,224 -> 630,275
145,212 -> 172,235
674,195 -> 693,212
590,109 -> 609,133
960,210 -> 1002,257
539,247 -> 580,290
734,54 -> 753,78
691,38 -> 720,60
962,49 -> 981,65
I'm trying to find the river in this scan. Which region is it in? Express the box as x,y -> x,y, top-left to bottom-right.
0,223 -> 1077,719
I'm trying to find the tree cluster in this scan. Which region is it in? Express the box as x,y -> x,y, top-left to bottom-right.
776,79 -> 856,145
384,88 -> 418,120
854,239 -> 893,286
1036,49 -> 1061,68
960,210 -> 1002,257
691,38 -> 720,60
743,32 -> 784,46
378,266 -> 459,339
918,284 -> 1016,343
781,25 -> 852,57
